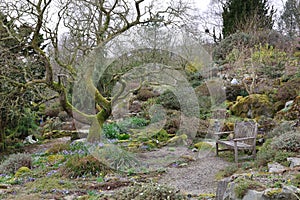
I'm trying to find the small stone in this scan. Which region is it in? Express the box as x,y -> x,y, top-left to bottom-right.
64,195 -> 76,200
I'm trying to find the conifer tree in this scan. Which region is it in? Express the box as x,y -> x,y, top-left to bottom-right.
222,0 -> 275,37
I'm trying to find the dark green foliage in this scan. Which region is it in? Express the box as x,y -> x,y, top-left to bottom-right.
280,0 -> 300,37
0,153 -> 32,174
156,89 -> 180,110
118,117 -> 149,132
0,12 -> 46,149
103,117 -> 149,139
222,0 -> 275,37
103,123 -> 120,139
6,108 -> 38,140
256,139 -> 277,166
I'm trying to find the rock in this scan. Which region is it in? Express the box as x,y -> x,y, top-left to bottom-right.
268,162 -> 285,173
287,157 -> 300,168
284,100 -> 294,110
231,78 -> 239,85
263,186 -> 300,200
275,96 -> 300,120
230,94 -> 274,118
64,195 -> 77,200
282,185 -> 300,195
23,135 -> 38,144
167,134 -> 188,146
243,190 -> 263,200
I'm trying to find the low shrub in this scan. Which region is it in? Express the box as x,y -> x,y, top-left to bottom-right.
271,131 -> 300,152
0,153 -> 32,174
156,89 -> 180,110
108,182 -> 187,200
61,154 -> 112,178
267,121 -> 294,138
256,139 -> 276,166
118,117 -> 148,133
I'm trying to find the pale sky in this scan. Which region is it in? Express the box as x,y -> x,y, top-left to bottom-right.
195,0 -> 287,13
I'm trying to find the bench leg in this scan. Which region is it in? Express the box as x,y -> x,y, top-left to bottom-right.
234,143 -> 238,163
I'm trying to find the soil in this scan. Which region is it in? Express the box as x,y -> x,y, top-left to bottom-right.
137,146 -> 230,195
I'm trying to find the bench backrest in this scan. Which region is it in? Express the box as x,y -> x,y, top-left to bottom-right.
234,121 -> 258,144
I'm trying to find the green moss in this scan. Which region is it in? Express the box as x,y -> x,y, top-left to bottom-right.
194,142 -> 213,150
46,155 -> 65,166
15,167 -> 31,178
152,129 -> 170,142
265,188 -> 282,197
231,94 -> 274,118
167,134 -> 188,146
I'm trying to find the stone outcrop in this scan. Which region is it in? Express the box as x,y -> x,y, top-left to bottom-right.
230,94 -> 274,118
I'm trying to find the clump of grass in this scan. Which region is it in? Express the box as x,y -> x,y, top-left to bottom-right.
61,154 -> 112,178
0,153 -> 32,174
215,165 -> 239,180
234,177 -> 265,198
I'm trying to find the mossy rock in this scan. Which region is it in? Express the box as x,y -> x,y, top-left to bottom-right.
152,129 -> 170,142
15,166 -> 31,178
230,94 -> 274,118
194,142 -> 213,150
47,155 -> 65,165
167,134 -> 188,146
275,96 -> 300,121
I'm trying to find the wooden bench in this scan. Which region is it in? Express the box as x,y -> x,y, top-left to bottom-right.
215,121 -> 258,163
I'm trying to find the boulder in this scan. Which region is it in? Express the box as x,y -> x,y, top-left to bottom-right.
230,94 -> 274,118
267,162 -> 285,173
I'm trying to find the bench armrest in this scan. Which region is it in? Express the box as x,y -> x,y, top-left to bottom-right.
233,137 -> 256,142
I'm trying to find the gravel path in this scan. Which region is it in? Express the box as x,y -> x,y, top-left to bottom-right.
137,146 -> 230,196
